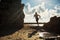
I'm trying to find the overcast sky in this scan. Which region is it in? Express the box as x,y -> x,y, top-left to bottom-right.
22,0 -> 60,23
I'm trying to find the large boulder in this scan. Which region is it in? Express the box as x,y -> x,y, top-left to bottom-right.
44,16 -> 60,34
0,0 -> 25,37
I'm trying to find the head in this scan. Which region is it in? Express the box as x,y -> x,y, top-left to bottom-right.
35,12 -> 37,14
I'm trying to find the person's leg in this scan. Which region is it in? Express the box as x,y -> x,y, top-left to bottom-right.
36,18 -> 38,23
36,19 -> 38,23
36,19 -> 39,26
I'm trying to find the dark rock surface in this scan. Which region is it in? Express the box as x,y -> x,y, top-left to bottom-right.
44,16 -> 60,34
0,0 -> 25,37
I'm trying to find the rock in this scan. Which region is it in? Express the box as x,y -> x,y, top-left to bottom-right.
0,0 -> 25,37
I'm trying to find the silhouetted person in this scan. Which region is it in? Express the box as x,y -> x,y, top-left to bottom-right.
34,12 -> 41,26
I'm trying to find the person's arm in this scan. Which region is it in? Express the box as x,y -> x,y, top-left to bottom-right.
38,15 -> 41,18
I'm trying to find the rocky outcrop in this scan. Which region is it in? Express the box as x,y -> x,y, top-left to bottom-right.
0,0 -> 25,37
44,16 -> 60,34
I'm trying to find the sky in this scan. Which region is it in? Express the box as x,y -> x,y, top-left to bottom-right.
22,0 -> 60,23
